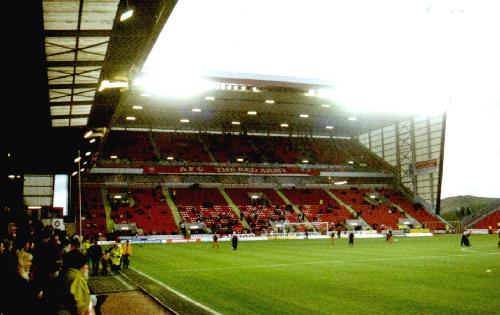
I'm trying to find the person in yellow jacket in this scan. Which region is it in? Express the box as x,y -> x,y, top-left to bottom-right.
59,251 -> 95,315
121,240 -> 132,269
110,243 -> 122,274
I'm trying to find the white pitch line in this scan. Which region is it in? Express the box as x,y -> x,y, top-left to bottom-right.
113,274 -> 134,290
167,251 -> 500,273
460,247 -> 497,254
130,266 -> 221,315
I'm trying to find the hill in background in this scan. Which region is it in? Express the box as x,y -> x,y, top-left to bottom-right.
440,195 -> 500,221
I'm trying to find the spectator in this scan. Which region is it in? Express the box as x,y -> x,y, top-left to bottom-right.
4,251 -> 43,314
110,244 -> 122,274
59,251 -> 95,315
231,232 -> 238,250
212,234 -> 220,249
461,230 -> 471,247
348,231 -> 355,247
101,249 -> 111,276
87,240 -> 102,276
121,240 -> 132,269
386,229 -> 394,244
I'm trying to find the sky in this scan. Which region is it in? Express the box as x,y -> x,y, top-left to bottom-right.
140,0 -> 500,198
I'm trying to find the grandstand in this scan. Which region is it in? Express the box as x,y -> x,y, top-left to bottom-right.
2,1 -> 499,315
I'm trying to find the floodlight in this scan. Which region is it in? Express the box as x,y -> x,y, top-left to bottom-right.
120,9 -> 134,22
98,80 -> 128,92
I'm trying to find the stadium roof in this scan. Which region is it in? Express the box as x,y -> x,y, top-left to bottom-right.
5,0 -> 453,174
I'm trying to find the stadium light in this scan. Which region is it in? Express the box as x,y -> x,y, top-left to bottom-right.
120,1 -> 134,22
120,9 -> 134,21
74,150 -> 82,237
98,80 -> 129,92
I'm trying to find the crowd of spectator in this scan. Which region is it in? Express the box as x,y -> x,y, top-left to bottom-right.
0,206 -> 98,315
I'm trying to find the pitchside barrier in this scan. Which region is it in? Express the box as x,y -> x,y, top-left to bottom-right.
98,230 -> 438,245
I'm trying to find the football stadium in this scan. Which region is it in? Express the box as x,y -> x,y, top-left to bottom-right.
1,1 -> 499,314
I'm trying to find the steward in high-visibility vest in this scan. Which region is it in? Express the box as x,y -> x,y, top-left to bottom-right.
110,243 -> 122,274
121,240 -> 132,269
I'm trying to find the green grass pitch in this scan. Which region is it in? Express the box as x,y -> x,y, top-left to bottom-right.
129,235 -> 499,314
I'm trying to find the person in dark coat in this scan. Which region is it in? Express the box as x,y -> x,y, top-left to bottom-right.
386,229 -> 393,244
212,234 -> 219,249
231,232 -> 238,250
348,231 -> 354,247
461,230 -> 471,247
88,239 -> 102,276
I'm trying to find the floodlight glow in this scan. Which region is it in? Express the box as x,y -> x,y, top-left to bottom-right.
192,108 -> 202,112
321,104 -> 331,108
98,80 -> 128,92
134,72 -> 215,97
71,171 -> 78,176
247,111 -> 257,115
326,126 -> 334,129
205,96 -> 215,101
265,100 -> 275,104
280,123 -> 289,127
89,139 -> 96,143
300,114 -> 308,118
305,89 -> 316,96
132,105 -> 143,110
142,0 -> 500,115
232,121 -> 240,125
348,117 -> 357,121
237,158 -> 244,162
302,160 -> 309,163
167,156 -> 174,160
114,195 -> 122,199
120,9 -> 134,21
126,116 -> 136,121
85,151 -> 91,156
180,119 -> 189,123
28,206 -> 42,210
8,175 -> 15,179
74,157 -> 81,163
110,155 -> 118,159
84,131 -> 92,138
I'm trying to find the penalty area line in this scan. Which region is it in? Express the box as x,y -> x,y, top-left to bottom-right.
129,266 -> 221,315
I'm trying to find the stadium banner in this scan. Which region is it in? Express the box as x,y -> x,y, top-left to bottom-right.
320,171 -> 393,178
143,165 -> 318,176
42,218 -> 65,231
469,229 -> 489,235
406,232 -> 433,237
90,167 -> 144,174
409,228 -> 430,233
91,164 -> 391,177
121,235 -> 183,241
414,159 -> 438,175
164,234 -> 265,243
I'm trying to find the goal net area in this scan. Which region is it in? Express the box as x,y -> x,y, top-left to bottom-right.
283,221 -> 330,235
